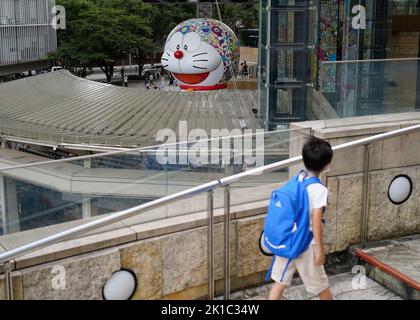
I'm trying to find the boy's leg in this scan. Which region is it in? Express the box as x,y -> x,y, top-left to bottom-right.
318,288 -> 333,300
268,282 -> 287,300
268,256 -> 296,300
295,245 -> 331,300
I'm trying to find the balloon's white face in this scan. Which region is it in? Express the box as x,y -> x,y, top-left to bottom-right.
161,31 -> 224,87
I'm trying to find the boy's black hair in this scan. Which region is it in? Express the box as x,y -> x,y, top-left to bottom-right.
302,136 -> 333,173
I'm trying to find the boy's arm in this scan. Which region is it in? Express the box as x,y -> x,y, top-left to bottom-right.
312,207 -> 325,266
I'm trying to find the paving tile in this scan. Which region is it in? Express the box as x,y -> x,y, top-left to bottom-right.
223,272 -> 402,300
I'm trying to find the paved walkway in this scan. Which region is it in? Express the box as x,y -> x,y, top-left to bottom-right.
220,272 -> 402,300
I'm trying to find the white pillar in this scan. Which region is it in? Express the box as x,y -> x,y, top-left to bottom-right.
84,158 -> 92,168
82,197 -> 92,219
0,175 -> 6,235
3,177 -> 20,234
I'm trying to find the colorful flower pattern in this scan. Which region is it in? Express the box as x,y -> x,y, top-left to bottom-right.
166,18 -> 240,83
319,0 -> 340,92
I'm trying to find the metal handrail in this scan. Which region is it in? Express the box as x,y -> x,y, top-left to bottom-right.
1,123 -> 420,299
321,57 -> 420,65
0,179 -> 218,264
0,126 -> 304,172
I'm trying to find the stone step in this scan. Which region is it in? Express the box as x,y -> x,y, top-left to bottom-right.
354,234 -> 420,300
222,272 -> 402,300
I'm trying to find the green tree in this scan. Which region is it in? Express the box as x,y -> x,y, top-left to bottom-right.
103,0 -> 155,76
218,0 -> 259,34
50,0 -> 258,80
148,4 -> 196,49
48,0 -> 94,74
52,0 -> 153,81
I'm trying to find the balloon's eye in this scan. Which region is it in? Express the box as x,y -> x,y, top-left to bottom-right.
169,32 -> 183,52
182,32 -> 201,52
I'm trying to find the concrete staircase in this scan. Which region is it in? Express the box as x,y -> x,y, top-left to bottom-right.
354,235 -> 420,300
222,235 -> 420,300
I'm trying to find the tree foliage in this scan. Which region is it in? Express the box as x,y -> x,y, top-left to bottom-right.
219,0 -> 259,34
50,0 -> 258,80
52,0 -> 155,80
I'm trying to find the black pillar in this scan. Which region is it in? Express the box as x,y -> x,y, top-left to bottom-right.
417,36 -> 420,110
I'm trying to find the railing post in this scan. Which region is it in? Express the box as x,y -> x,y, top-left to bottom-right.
224,185 -> 230,300
2,261 -> 13,300
207,189 -> 214,300
360,144 -> 371,248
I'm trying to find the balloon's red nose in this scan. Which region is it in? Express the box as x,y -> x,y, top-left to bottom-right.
174,50 -> 184,59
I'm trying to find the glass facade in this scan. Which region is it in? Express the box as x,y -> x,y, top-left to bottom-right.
0,0 -> 57,67
259,0 -> 420,128
259,0 -> 318,130
0,175 -> 156,235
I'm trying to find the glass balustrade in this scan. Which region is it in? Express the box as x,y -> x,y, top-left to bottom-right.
392,0 -> 420,15
0,127 -> 310,250
320,58 -> 420,118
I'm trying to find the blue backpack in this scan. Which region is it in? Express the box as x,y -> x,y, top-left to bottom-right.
263,170 -> 321,281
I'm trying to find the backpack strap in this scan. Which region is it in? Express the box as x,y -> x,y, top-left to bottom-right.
293,169 -> 306,182
301,176 -> 326,224
280,258 -> 292,282
301,176 -> 321,188
265,256 -> 276,283
296,170 -> 323,186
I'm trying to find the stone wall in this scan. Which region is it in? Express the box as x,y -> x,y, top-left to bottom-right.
326,166 -> 420,252
0,210 -> 272,300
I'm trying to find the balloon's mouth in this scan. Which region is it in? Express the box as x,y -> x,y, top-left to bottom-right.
172,72 -> 210,85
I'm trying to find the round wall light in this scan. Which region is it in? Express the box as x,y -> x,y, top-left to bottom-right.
102,268 -> 137,300
259,230 -> 273,256
388,175 -> 413,205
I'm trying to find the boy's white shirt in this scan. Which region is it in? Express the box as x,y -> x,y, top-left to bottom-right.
298,171 -> 328,245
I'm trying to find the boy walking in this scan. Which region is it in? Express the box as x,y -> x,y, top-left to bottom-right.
268,136 -> 333,300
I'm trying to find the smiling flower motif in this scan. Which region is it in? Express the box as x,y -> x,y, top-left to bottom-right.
180,25 -> 190,34
161,18 -> 240,91
211,26 -> 222,36
201,27 -> 211,34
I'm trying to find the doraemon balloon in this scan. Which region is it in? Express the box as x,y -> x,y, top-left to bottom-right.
161,18 -> 240,91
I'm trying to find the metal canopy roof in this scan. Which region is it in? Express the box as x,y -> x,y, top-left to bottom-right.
0,70 -> 257,148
